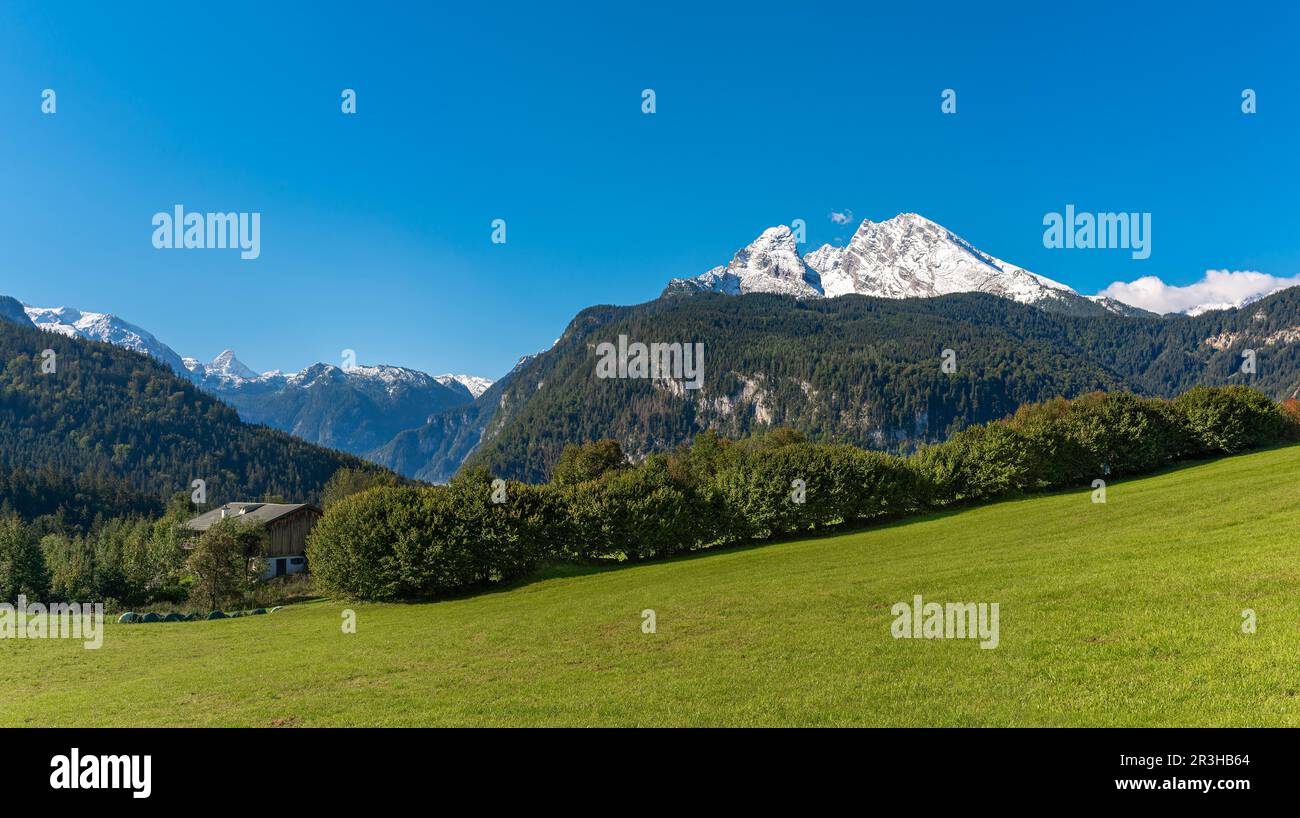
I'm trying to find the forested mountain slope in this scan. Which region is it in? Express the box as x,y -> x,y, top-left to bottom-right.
457,288 -> 1300,481
0,312 -> 382,526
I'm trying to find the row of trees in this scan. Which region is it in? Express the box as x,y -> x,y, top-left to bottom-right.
1,495 -> 189,607
308,386 -> 1300,601
0,501 -> 273,611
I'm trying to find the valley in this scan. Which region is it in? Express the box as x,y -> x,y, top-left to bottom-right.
6,444 -> 1297,727
9,214 -> 1300,485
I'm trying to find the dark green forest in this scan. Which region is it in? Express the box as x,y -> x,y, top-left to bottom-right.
465,289 -> 1300,481
0,317 -> 383,530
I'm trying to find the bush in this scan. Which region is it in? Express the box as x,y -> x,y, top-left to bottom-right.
1008,392 -> 1187,487
308,473 -> 565,600
714,444 -> 832,538
439,469 -> 565,581
912,422 -> 1035,505
185,518 -> 266,611
565,459 -> 706,561
841,447 -> 928,520
552,440 -> 628,486
1173,385 -> 1292,455
306,486 -> 426,601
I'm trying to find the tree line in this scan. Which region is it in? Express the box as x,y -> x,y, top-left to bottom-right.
0,468 -> 399,610
307,385 -> 1300,601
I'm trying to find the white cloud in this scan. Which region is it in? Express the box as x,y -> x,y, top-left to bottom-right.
829,209 -> 853,225
1097,269 -> 1300,315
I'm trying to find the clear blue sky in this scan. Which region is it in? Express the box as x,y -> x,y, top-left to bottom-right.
1,1 -> 1297,378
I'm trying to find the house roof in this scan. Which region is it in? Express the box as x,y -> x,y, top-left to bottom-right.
184,502 -> 320,531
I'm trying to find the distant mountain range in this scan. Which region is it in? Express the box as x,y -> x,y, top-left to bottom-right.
9,213 -> 1299,483
11,303 -> 494,474
0,296 -> 379,524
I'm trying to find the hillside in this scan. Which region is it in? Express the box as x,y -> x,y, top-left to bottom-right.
0,313 -> 384,525
453,288 -> 1300,481
10,296 -> 483,473
6,444 -> 1298,727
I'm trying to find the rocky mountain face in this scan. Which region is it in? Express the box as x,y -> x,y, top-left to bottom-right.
456,287 -> 1300,481
668,213 -> 1134,317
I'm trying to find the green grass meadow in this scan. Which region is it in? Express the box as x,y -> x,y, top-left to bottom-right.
4,446 -> 1300,727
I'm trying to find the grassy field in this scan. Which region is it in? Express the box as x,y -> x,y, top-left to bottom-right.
5,446 -> 1300,727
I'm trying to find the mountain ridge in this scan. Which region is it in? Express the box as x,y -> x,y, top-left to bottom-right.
0,309 -> 384,524
16,300 -> 495,472
458,286 -> 1300,481
666,213 -> 1222,319
12,212 -> 1299,481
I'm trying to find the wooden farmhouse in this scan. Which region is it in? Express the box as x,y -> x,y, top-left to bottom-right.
183,502 -> 322,579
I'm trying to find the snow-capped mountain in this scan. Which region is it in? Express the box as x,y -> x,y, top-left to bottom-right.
673,226 -> 823,298
1184,303 -> 1239,317
435,374 -> 494,399
184,349 -> 473,401
24,305 -> 191,374
14,297 -> 495,473
1180,291 -> 1280,317
667,213 -> 1117,316
194,359 -> 476,456
184,349 -> 262,384
174,352 -> 491,456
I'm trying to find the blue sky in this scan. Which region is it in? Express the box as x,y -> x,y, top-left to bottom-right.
1,1 -> 1297,378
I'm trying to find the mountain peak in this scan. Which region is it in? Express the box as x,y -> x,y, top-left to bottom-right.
207,349 -> 260,381
667,212 -> 1111,316
666,223 -> 821,298
23,303 -> 191,374
435,373 -> 494,399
